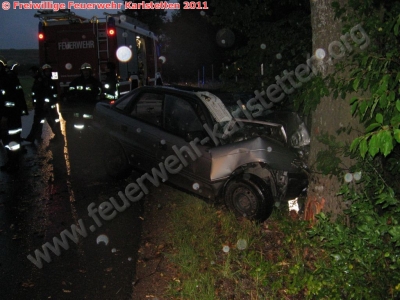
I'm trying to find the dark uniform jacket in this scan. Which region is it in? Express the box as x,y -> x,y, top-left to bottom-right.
68,75 -> 102,103
32,73 -> 58,112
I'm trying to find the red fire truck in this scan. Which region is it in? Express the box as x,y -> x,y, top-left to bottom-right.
34,9 -> 163,98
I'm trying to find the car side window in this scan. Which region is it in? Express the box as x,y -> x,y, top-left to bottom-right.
130,93 -> 164,127
164,95 -> 204,137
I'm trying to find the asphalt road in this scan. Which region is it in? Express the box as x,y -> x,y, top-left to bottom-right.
0,112 -> 144,299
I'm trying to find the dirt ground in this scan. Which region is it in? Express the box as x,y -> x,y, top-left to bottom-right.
132,186 -> 179,300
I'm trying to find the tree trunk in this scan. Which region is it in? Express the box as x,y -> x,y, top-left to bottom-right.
305,0 -> 362,222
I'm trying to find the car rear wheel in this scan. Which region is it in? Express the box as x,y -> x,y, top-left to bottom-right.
103,140 -> 132,180
225,177 -> 274,221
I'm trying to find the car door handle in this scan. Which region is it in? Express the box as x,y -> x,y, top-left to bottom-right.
121,125 -> 127,132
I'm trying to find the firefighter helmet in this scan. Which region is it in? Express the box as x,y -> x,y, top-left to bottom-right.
81,63 -> 92,70
42,64 -> 52,70
7,60 -> 19,71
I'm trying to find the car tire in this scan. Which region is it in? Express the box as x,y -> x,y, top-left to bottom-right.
103,140 -> 132,180
225,177 -> 274,221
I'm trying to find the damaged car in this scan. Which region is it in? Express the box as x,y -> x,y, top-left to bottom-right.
92,86 -> 308,221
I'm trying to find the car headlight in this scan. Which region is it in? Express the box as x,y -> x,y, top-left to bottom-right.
291,123 -> 310,148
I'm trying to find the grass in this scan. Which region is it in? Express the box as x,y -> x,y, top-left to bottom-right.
161,188 -> 400,299
163,191 -> 318,299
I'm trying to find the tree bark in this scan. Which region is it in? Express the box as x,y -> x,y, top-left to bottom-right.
306,0 -> 362,221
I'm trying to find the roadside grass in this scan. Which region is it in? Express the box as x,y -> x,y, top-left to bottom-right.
163,187 -> 400,299
164,191 -> 321,299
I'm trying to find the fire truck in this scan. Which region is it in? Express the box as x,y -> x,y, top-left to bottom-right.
34,9 -> 163,98
34,9 -> 163,94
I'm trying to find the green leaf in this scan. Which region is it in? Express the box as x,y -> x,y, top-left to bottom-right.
360,138 -> 368,158
353,77 -> 360,91
395,20 -> 400,36
388,91 -> 396,103
395,129 -> 400,143
363,75 -> 370,90
351,102 -> 358,116
379,93 -> 388,109
350,137 -> 361,152
396,100 -> 400,112
379,131 -> 393,156
375,113 -> 383,124
365,123 -> 380,133
391,114 -> 400,127
389,226 -> 400,240
368,134 -> 379,157
349,96 -> 358,105
361,55 -> 369,67
359,101 -> 368,119
333,89 -> 338,99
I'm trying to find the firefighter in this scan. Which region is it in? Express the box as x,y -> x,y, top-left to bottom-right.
0,58 -> 9,169
25,64 -> 62,143
102,62 -> 119,101
68,63 -> 102,103
6,61 -> 29,115
29,66 -> 40,108
0,59 -> 28,171
66,63 -> 102,129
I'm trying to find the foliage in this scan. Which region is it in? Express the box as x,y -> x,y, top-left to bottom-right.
306,155 -> 400,299
208,0 -> 312,92
292,1 -> 400,297
164,189 -> 400,299
161,6 -> 225,83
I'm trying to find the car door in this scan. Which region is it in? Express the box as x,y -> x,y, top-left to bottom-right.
116,91 -> 165,172
155,93 -> 214,199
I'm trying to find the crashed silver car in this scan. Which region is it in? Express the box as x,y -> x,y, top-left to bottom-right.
92,86 -> 308,221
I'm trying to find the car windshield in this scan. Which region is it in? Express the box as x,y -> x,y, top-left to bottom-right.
192,91 -> 287,146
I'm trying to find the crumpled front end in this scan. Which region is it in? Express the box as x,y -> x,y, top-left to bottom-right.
210,137 -> 302,180
210,137 -> 308,201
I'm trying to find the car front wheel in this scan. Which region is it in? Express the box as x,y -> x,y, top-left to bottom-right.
224,177 -> 274,221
